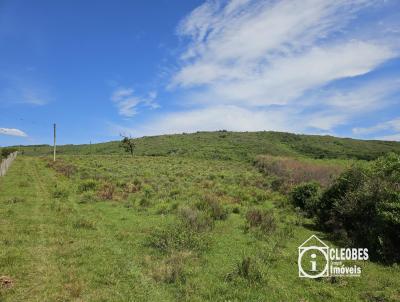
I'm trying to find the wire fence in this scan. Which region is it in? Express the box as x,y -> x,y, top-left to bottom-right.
0,152 -> 18,177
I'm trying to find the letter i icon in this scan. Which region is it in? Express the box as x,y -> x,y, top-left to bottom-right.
311,253 -> 317,271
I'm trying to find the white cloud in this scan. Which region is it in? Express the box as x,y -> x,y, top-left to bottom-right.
138,74 -> 398,136
0,128 -> 27,137
111,0 -> 399,138
177,0 -> 364,63
301,78 -> 400,130
111,87 -> 159,117
111,88 -> 135,102
157,0 -> 400,135
353,117 -> 400,135
171,0 -> 396,105
110,104 -> 358,137
110,105 -> 296,137
376,133 -> 400,141
111,78 -> 399,136
182,41 -> 395,106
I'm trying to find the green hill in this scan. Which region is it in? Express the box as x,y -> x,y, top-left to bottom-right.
2,131 -> 400,301
15,131 -> 400,161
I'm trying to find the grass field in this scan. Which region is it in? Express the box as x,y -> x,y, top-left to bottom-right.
1,151 -> 400,301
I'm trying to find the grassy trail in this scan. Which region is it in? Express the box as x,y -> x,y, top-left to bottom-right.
29,158 -> 65,299
0,157 -> 173,301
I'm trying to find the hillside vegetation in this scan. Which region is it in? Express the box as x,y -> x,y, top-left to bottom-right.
1,131 -> 400,301
15,131 -> 400,161
1,155 -> 400,301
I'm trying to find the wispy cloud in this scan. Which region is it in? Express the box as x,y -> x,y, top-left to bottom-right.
111,0 -> 399,139
109,105 -> 295,136
171,0 -> 395,104
0,72 -> 51,106
111,87 -> 159,117
177,41 -> 395,106
354,118 -> 400,135
376,133 -> 400,141
20,87 -> 49,105
0,85 -> 51,106
0,128 -> 27,137
157,0 -> 400,134
302,77 -> 400,130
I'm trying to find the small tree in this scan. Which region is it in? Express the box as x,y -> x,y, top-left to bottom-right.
120,136 -> 136,156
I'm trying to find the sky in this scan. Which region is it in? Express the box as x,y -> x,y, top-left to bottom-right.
0,0 -> 400,146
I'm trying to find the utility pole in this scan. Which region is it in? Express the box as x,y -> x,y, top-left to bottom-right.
53,123 -> 56,162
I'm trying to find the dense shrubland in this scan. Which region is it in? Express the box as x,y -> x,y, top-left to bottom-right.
255,152 -> 400,263
289,153 -> 400,263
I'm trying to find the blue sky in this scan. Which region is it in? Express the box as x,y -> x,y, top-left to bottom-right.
1,0 -> 399,146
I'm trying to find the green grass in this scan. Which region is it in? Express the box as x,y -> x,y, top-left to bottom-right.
1,155 -> 399,301
14,131 -> 400,161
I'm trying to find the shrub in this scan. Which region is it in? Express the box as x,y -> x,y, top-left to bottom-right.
270,177 -> 285,192
178,206 -> 214,232
225,256 -> 262,283
1,147 -> 17,158
318,153 -> 400,263
196,195 -> 228,221
255,155 -> 342,191
231,206 -> 241,214
124,181 -> 141,193
47,160 -> 77,178
79,192 -> 97,204
245,208 -> 277,235
252,191 -> 268,204
77,179 -> 98,193
139,197 -> 151,207
154,202 -> 170,215
73,218 -> 96,230
98,182 -> 115,200
150,251 -> 192,283
246,209 -> 264,228
52,187 -> 69,199
147,224 -> 209,254
290,182 -> 321,216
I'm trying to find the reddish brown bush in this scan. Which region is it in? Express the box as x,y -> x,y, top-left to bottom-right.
46,160 -> 77,178
245,209 -> 264,227
255,155 -> 343,192
98,182 -> 116,200
245,208 -> 276,234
